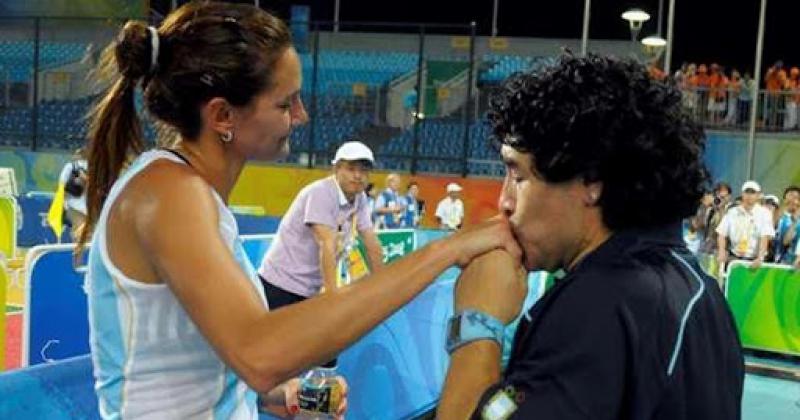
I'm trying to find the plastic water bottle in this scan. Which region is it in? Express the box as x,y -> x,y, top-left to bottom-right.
297,367 -> 342,419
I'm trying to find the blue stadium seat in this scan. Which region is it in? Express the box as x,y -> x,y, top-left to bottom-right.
299,51 -> 417,95
0,41 -> 87,82
479,54 -> 556,83
0,48 -> 511,176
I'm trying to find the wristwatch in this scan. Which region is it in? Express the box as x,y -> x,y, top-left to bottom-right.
446,309 -> 505,354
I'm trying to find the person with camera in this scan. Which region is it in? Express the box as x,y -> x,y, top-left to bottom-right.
694,182 -> 733,282
689,190 -> 715,253
58,148 -> 88,241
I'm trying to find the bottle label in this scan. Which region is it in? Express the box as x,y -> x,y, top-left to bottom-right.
298,381 -> 342,415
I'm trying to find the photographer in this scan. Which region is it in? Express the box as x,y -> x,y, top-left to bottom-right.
58,148 -> 88,241
696,182 -> 732,280
689,190 -> 715,254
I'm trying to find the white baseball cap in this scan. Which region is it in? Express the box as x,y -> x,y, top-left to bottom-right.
331,141 -> 375,165
446,183 -> 463,193
764,194 -> 780,206
741,180 -> 761,193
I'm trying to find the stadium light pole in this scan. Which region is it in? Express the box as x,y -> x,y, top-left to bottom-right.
641,0 -> 666,67
621,9 -> 650,57
641,36 -> 667,62
581,0 -> 591,56
492,0 -> 499,37
657,0 -> 664,35
334,0 -> 341,32
747,0 -> 768,180
664,0 -> 675,74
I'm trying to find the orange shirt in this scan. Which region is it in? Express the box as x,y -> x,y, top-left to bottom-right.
766,68 -> 787,92
708,73 -> 728,99
683,74 -> 697,89
693,73 -> 710,88
786,77 -> 800,102
649,65 -> 666,81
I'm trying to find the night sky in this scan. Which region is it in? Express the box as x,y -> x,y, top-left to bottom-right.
154,0 -> 797,75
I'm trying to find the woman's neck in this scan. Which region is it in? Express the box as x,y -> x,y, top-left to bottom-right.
174,137 -> 244,202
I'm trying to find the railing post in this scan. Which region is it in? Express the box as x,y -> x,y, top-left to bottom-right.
307,23 -> 320,169
411,24 -> 425,175
461,21 -> 476,177
31,18 -> 41,151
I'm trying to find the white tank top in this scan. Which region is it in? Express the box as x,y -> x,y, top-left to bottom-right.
87,150 -> 268,419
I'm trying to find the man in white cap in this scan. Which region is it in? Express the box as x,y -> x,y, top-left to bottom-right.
761,194 -> 781,229
716,180 -> 775,273
257,141 -> 384,367
436,182 -> 465,230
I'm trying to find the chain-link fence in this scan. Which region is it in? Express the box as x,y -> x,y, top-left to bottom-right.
0,17 -> 129,151
277,21 -> 490,177
10,16 -> 783,178
0,17 -> 522,177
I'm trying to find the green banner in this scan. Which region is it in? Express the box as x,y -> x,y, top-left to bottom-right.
726,262 -> 800,356
0,197 -> 17,261
375,229 -> 416,264
0,265 -> 7,371
342,229 -> 416,283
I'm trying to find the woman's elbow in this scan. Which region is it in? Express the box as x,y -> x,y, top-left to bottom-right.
231,344 -> 287,394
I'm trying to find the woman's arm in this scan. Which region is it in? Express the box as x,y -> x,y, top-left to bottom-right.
137,166 -> 520,394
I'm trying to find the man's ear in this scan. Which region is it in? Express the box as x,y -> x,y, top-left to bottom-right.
585,181 -> 603,206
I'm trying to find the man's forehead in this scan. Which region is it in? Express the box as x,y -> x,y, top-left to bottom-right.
341,160 -> 371,169
500,145 -> 531,165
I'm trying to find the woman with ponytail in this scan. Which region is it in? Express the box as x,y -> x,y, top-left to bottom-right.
84,2 -> 521,418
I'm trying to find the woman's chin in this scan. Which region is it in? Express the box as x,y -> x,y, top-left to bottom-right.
253,138 -> 290,162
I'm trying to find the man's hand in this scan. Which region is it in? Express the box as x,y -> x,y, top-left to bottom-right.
446,216 -> 522,269
455,249 -> 528,324
717,250 -> 728,267
438,250 -> 526,420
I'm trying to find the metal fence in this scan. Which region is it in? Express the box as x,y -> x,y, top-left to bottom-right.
0,17 -> 513,176
0,17 -> 124,151
679,87 -> 800,132
3,16 -> 791,178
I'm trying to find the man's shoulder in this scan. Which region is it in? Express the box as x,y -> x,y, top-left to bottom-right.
570,235 -> 685,302
354,191 -> 370,208
723,205 -> 741,217
290,177 -> 336,209
754,205 -> 773,221
303,177 -> 336,196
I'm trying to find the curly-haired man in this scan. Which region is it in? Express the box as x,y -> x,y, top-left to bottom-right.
438,54 -> 743,420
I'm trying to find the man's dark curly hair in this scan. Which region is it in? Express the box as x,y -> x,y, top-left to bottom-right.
488,53 -> 710,230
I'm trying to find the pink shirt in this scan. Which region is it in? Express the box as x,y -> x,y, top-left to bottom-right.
258,176 -> 372,297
